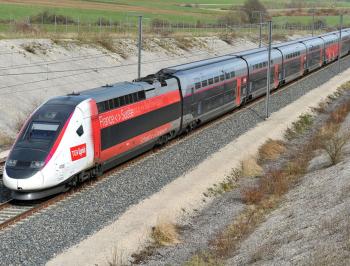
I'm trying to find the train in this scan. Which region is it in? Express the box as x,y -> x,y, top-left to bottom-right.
3,29 -> 350,200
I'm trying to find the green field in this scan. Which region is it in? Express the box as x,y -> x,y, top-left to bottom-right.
0,0 -> 348,35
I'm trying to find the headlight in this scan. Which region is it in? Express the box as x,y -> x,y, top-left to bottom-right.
30,161 -> 45,169
6,159 -> 17,167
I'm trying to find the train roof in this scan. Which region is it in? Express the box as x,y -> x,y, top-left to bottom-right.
79,81 -> 151,103
159,55 -> 237,74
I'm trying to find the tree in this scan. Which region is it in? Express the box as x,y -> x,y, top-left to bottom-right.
243,0 -> 267,23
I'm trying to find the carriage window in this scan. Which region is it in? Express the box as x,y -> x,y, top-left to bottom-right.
119,96 -> 125,106
108,99 -> 114,109
202,80 -> 208,87
208,78 -> 214,85
97,102 -> 105,113
104,101 -> 110,111
230,71 -> 235,77
214,76 -> 220,83
225,73 -> 230,79
26,122 -> 60,141
220,74 -> 225,81
113,98 -> 120,108
195,82 -> 201,89
138,91 -> 146,100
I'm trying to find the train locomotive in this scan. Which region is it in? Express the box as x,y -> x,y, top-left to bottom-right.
3,29 -> 350,200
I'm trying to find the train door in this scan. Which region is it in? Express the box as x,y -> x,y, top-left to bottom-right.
274,64 -> 279,88
300,54 -> 305,74
192,77 -> 201,118
236,78 -> 241,105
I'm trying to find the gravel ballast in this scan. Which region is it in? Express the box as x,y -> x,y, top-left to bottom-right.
0,59 -> 348,265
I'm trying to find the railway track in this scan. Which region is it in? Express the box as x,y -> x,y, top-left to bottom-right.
0,200 -> 37,230
0,55 -> 346,232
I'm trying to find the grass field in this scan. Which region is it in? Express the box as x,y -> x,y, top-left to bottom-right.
0,0 -> 348,35
1,0 -> 350,24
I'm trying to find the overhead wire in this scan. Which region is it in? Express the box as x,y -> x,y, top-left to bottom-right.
0,44 -> 247,95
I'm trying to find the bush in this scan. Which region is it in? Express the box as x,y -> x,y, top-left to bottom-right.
241,157 -> 263,177
217,10 -> 248,26
284,113 -> 314,140
318,123 -> 350,165
258,139 -> 285,162
151,222 -> 180,246
150,18 -> 170,29
31,10 -> 75,25
243,0 -> 268,23
241,186 -> 264,204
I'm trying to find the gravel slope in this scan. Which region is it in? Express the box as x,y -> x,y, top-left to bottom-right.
0,59 -> 348,265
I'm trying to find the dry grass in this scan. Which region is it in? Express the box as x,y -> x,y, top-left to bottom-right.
328,101 -> 350,125
184,252 -> 221,266
107,248 -> 125,266
241,157 -> 263,178
185,90 -> 350,264
0,131 -> 14,148
258,139 -> 286,162
151,221 -> 180,247
241,186 -> 264,205
174,36 -> 195,51
218,32 -> 237,45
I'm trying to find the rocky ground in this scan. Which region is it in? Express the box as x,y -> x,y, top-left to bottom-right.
140,84 -> 350,266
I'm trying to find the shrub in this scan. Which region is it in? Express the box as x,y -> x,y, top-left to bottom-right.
243,0 -> 268,23
31,10 -> 75,25
285,113 -> 313,140
13,22 -> 39,34
241,157 -> 263,178
184,252 -> 220,266
260,170 -> 289,196
241,186 -> 264,204
151,221 -> 180,246
258,139 -> 285,162
318,123 -> 350,165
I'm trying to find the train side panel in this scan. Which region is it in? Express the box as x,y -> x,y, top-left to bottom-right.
95,80 -> 182,170
174,58 -> 248,128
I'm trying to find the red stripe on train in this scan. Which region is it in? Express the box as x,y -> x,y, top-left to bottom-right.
98,90 -> 180,129
100,123 -> 172,161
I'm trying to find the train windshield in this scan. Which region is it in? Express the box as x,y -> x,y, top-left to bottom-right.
26,122 -> 60,141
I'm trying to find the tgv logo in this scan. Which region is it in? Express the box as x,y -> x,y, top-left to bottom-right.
70,144 -> 87,161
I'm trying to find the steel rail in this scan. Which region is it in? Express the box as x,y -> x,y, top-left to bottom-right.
0,53 -> 347,231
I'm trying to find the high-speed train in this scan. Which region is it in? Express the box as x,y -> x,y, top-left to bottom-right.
3,29 -> 350,200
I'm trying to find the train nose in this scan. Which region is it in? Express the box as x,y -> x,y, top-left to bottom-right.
4,169 -> 44,191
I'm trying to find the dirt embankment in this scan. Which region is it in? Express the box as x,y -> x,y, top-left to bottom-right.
135,82 -> 350,265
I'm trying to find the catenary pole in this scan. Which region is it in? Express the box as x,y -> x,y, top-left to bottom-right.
312,9 -> 315,36
259,12 -> 263,48
265,21 -> 272,119
138,16 -> 142,79
338,14 -> 343,73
